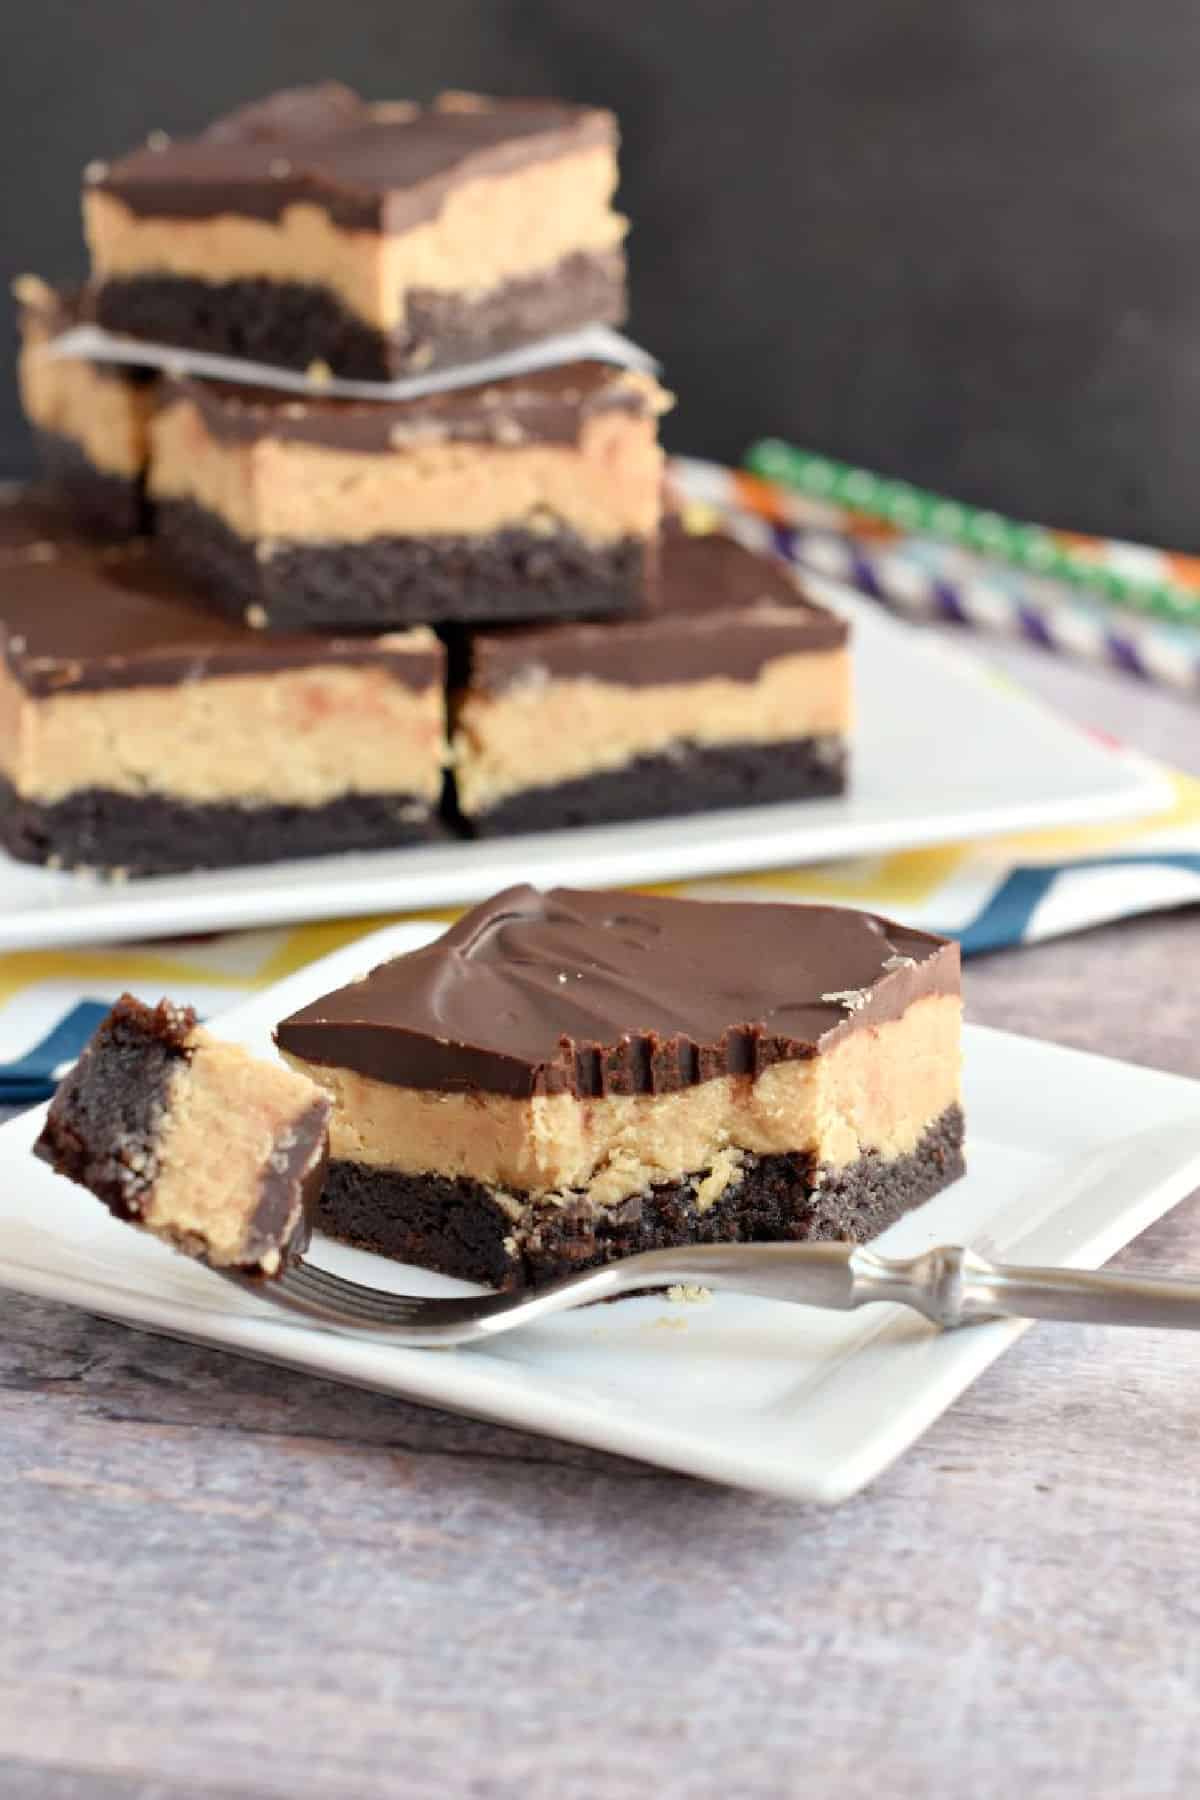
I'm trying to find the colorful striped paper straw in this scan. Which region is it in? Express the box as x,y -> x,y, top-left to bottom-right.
745,441 -> 1200,628
706,447 -> 1200,694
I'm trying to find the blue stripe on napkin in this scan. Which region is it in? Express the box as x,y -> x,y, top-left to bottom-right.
956,854 -> 1200,955
0,1001 -> 113,1105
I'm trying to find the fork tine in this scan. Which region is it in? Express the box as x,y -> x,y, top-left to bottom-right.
224,1242 -> 679,1340
223,1238 -> 773,1339
271,1258 -> 540,1334
277,1262 -> 435,1323
285,1261 -> 429,1310
280,1263 -> 394,1308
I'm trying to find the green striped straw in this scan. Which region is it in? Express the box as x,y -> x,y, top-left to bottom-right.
745,439 -> 1200,629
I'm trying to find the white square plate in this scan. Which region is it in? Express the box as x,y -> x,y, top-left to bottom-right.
2,920 -> 1200,1503
0,590 -> 1168,950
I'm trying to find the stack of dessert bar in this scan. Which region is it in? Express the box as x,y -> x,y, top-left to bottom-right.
6,81 -> 852,877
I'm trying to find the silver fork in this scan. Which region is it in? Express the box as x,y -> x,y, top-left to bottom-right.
220,1242 -> 1200,1345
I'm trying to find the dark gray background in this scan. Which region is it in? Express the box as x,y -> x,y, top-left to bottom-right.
5,0 -> 1200,545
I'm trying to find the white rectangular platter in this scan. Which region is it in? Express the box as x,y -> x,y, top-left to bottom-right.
0,589 -> 1168,950
2,920 -> 1199,1503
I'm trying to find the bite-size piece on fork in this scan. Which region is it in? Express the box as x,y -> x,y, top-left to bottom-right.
34,994 -> 330,1277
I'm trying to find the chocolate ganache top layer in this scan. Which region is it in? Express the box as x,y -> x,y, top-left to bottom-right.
274,886 -> 959,1098
92,90 -> 616,233
464,526 -> 848,693
0,549 -> 443,695
166,362 -> 665,454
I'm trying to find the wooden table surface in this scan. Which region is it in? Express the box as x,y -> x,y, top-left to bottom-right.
4,633 -> 1200,1800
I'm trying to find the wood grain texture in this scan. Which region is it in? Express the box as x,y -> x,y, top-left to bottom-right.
3,633 -> 1199,1798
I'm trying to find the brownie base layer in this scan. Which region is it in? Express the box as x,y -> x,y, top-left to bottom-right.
91,251 -> 626,380
33,998 -> 183,1214
462,737 -> 848,836
316,1105 -> 966,1290
32,429 -> 146,540
157,498 -> 650,630
0,780 -> 439,876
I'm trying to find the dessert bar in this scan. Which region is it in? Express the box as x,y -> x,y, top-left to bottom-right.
84,86 -> 627,379
149,362 -> 667,630
451,526 -> 851,832
35,995 -> 328,1276
275,886 -> 964,1289
15,275 -> 155,538
0,544 -> 446,873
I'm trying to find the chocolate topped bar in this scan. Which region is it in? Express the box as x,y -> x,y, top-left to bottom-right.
467,525 -> 847,693
0,544 -> 447,872
450,527 -> 851,832
35,995 -> 329,1277
276,885 -> 956,1098
85,88 -> 627,377
0,550 -> 443,694
277,887 -> 964,1289
15,274 -> 156,539
98,93 -> 615,230
148,362 -> 667,631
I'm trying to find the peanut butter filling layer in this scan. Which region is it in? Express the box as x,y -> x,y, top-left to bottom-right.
85,146 -> 626,333
452,651 -> 852,814
284,993 -> 962,1212
18,321 -> 153,478
148,396 -> 663,545
0,657 -> 445,808
148,1031 -> 322,1271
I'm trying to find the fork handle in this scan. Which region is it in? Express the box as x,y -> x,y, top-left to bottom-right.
617,1242 -> 1200,1330
855,1246 -> 1200,1331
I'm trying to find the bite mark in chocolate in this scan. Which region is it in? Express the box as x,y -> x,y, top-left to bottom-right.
275,885 -> 958,1099
275,888 -> 964,1291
